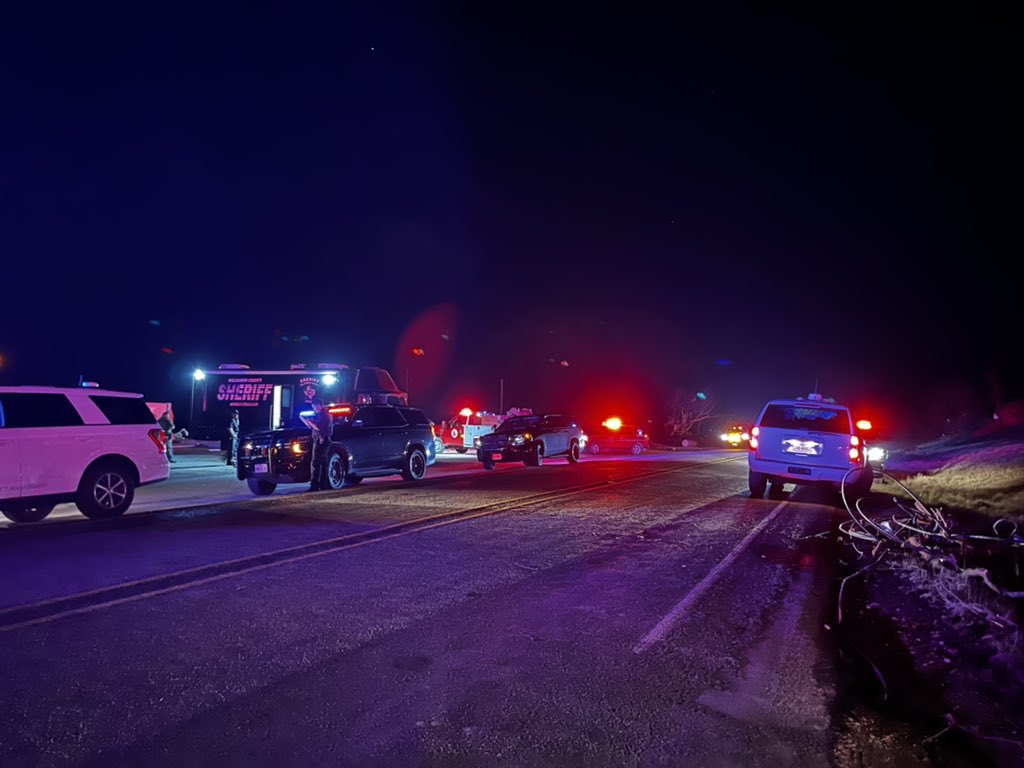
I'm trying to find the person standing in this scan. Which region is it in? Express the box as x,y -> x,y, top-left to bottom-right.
226,410 -> 240,466
300,398 -> 333,491
158,410 -> 177,463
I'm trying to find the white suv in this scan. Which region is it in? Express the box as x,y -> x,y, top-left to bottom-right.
0,387 -> 170,523
747,394 -> 873,499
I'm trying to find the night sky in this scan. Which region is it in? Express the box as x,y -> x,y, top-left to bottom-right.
2,5 -> 1019,437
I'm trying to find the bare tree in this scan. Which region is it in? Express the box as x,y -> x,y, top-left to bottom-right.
666,389 -> 715,441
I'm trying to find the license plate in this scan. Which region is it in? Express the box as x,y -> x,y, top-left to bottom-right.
783,439 -> 822,456
788,467 -> 812,475
492,453 -> 502,460
254,463 -> 269,474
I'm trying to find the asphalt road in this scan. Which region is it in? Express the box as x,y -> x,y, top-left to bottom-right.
0,449 -> 850,766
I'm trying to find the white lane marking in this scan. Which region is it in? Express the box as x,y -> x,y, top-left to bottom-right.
632,500 -> 788,653
0,459 -> 741,633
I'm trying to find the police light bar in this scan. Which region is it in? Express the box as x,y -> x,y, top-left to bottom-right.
80,381 -> 100,388
328,404 -> 353,415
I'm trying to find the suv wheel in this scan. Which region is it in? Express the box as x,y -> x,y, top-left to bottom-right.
1,504 -> 55,523
326,452 -> 348,491
525,443 -> 543,467
455,446 -> 469,454
748,470 -> 767,499
77,463 -> 135,519
588,443 -> 601,455
247,478 -> 277,496
401,448 -> 427,481
567,440 -> 580,463
630,442 -> 644,455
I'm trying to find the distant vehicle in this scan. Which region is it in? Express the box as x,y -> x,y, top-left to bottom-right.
719,424 -> 751,449
189,363 -> 407,442
439,408 -> 504,453
236,404 -> 436,495
476,414 -> 584,469
0,386 -> 170,522
586,417 -> 650,455
747,394 -> 873,499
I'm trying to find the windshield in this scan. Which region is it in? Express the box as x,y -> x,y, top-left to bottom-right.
759,404 -> 851,434
496,415 -> 543,433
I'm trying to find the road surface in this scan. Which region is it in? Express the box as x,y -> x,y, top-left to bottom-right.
0,449 -> 849,766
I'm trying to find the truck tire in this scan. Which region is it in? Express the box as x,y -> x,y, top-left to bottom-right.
748,470 -> 767,499
630,442 -> 644,455
247,478 -> 277,496
456,447 -> 469,454
326,451 -> 347,491
401,447 -> 427,481
588,443 -> 601,455
1,504 -> 55,523
525,443 -> 543,467
567,440 -> 580,463
77,462 -> 135,519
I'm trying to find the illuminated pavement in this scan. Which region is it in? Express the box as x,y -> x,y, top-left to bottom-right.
0,450 -> 849,766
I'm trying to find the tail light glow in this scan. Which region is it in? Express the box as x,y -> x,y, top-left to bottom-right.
849,447 -> 860,461
148,429 -> 166,454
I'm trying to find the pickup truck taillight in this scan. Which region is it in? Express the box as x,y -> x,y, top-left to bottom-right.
148,429 -> 167,454
849,435 -> 863,464
749,426 -> 759,450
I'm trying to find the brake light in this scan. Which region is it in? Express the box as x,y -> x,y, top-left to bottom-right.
849,447 -> 860,462
850,435 -> 860,446
749,426 -> 759,450
148,429 -> 166,454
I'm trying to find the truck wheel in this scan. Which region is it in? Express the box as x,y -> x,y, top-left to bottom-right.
588,443 -> 601,455
326,452 -> 347,491
630,442 -> 644,455
247,478 -> 277,496
456,447 -> 469,454
567,440 -> 580,463
525,443 -> 543,467
77,462 -> 135,519
1,504 -> 55,523
402,448 -> 427,481
748,470 -> 767,498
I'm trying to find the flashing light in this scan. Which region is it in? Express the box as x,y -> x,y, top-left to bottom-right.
328,405 -> 352,416
299,410 -> 315,418
604,417 -> 623,431
459,407 -> 473,418
411,347 -> 425,357
321,373 -> 338,386
856,419 -> 872,431
741,433 -> 750,441
867,446 -> 886,463
193,369 -> 206,381
80,381 -> 100,388
696,392 -> 707,400
291,441 -> 303,454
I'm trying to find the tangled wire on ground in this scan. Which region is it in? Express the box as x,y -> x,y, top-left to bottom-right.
835,468 -> 1024,624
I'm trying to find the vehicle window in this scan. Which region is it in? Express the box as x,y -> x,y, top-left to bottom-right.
0,393 -> 84,428
496,416 -> 543,433
398,408 -> 430,426
543,415 -> 567,429
759,405 -> 851,434
90,396 -> 157,425
354,407 -> 376,427
374,407 -> 407,427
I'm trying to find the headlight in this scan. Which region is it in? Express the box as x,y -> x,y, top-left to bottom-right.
512,434 -> 527,446
720,434 -> 728,441
473,437 -> 481,448
866,446 -> 886,463
291,441 -> 303,454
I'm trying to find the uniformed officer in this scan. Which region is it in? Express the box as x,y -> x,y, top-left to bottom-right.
301,398 -> 333,491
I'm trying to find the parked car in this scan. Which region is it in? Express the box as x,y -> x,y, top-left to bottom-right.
476,413 -> 584,469
586,419 -> 650,455
237,404 -> 436,494
0,386 -> 170,522
747,394 -> 873,499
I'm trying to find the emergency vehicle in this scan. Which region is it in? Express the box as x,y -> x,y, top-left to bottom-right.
188,363 -> 407,441
438,408 -> 505,453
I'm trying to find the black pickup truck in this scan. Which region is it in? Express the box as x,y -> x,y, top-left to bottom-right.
237,404 -> 437,494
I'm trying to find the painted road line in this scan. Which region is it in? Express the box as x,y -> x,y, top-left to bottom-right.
632,499 -> 789,654
0,459 -> 741,633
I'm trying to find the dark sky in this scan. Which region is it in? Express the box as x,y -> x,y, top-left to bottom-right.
2,4 -> 1019,436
